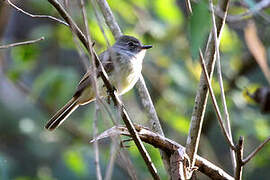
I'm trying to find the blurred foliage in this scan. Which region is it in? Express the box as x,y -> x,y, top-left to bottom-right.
0,0 -> 269,179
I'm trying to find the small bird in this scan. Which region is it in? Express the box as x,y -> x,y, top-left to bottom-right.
45,35 -> 152,131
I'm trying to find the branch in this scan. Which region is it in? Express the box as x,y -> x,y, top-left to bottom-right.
0,37 -> 44,49
185,0 -> 230,169
235,137 -> 244,180
79,0 -> 102,179
91,125 -> 234,180
5,0 -> 68,26
209,0 -> 236,169
243,136 -> 270,165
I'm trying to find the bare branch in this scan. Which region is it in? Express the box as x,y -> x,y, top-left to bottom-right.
5,0 -> 68,26
209,0 -> 236,169
185,0 -> 230,169
199,50 -> 235,150
93,104 -> 103,180
79,0 -> 103,179
243,136 -> 270,165
91,125 -> 234,180
235,136 -> 244,180
0,37 -> 44,49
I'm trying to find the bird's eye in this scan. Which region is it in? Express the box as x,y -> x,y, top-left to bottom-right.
128,42 -> 135,46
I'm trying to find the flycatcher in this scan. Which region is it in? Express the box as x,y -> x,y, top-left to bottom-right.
45,35 -> 152,131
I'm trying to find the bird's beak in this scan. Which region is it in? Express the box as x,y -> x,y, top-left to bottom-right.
141,45 -> 152,50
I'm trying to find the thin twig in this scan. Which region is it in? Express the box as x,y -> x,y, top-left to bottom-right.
185,0 -> 230,169
5,0 -> 68,26
243,136 -> 270,165
93,103 -> 103,180
0,37 -> 44,49
235,136 -> 244,180
209,0 -> 236,169
199,50 -> 235,150
79,0 -> 103,179
104,138 -> 119,180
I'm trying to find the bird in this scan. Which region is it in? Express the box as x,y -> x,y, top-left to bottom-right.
45,35 -> 152,131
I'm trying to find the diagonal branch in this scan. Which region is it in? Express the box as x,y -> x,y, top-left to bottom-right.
0,37 -> 44,49
5,0 -> 68,26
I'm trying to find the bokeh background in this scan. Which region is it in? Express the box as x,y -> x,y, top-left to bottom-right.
0,0 -> 269,179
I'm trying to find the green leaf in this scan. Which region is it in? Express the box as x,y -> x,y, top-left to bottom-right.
188,0 -> 211,59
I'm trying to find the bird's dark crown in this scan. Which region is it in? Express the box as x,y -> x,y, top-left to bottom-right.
115,35 -> 142,46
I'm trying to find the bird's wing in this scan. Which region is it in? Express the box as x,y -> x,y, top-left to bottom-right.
73,50 -> 115,98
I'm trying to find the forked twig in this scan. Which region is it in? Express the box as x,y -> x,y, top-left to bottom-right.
0,37 -> 44,49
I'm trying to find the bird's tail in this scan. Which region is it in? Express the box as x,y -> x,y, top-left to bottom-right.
45,97 -> 79,131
